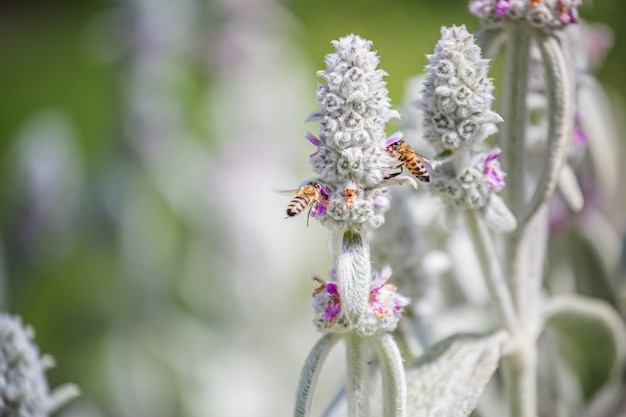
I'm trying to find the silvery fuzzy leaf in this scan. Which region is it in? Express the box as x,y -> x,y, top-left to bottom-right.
482,194 -> 517,233
405,331 -> 507,417
557,165 -> 584,212
543,294 -> 626,400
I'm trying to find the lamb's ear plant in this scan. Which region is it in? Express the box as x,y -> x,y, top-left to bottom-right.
287,3 -> 626,417
291,34 -> 413,417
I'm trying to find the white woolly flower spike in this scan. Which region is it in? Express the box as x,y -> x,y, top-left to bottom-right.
0,314 -> 77,417
307,34 -> 403,232
420,25 -> 515,232
420,25 -> 503,151
469,0 -> 581,31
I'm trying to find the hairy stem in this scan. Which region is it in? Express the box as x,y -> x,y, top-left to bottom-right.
373,333 -> 407,417
345,334 -> 370,417
464,210 -> 520,337
500,25 -> 531,219
518,34 -> 573,227
499,25 -> 538,417
294,334 -> 339,417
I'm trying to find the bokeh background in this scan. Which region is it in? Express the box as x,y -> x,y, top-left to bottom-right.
0,0 -> 624,416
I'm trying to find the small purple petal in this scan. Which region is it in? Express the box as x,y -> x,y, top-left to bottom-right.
326,282 -> 339,296
485,149 -> 501,164
494,0 -> 511,17
483,150 -> 505,189
306,133 -> 322,147
323,301 -> 341,322
385,132 -> 403,147
322,282 -> 341,322
311,196 -> 329,217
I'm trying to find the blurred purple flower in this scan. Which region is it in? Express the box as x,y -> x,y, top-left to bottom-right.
483,149 -> 506,190
495,0 -> 512,17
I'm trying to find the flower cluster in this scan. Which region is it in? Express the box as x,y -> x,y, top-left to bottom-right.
421,25 -> 507,212
468,0 -> 581,31
306,34 -> 400,232
421,25 -> 502,151
431,149 -> 506,209
0,314 -> 52,417
311,267 -> 409,335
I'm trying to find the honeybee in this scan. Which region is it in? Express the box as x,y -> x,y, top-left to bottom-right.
281,181 -> 328,226
385,137 -> 431,183
530,0 -> 543,6
344,187 -> 357,209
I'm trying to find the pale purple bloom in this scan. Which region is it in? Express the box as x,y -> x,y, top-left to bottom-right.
323,282 -> 342,322
483,149 -> 505,190
311,267 -> 408,333
311,184 -> 330,217
306,133 -> 322,147
494,0 -> 512,17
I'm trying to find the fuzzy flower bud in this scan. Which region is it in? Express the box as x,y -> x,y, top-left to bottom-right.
432,149 -> 506,209
311,267 -> 409,336
307,34 -> 400,232
469,0 -> 581,31
0,314 -> 52,417
421,25 -> 502,151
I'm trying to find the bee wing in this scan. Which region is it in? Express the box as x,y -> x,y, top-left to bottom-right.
414,153 -> 435,172
274,188 -> 299,196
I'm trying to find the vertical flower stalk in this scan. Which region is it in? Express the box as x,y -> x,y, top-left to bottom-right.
466,2 -> 579,417
292,34 -> 411,417
420,25 -> 519,338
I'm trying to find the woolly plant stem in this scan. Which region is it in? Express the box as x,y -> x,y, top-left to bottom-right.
464,209 -> 520,337
345,334 -> 370,417
373,333 -> 407,417
294,334 -> 340,417
500,25 -> 531,219
518,34 -> 573,227
499,26 -> 538,417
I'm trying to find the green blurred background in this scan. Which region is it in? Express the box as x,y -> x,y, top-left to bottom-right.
0,0 -> 623,416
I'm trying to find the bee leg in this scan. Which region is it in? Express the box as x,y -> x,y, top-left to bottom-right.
306,205 -> 314,227
384,166 -> 404,180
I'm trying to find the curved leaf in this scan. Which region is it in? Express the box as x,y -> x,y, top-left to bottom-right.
405,332 -> 507,417
543,294 -> 626,400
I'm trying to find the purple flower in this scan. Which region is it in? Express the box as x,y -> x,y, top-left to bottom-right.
306,133 -> 322,147
323,282 -> 342,322
311,267 -> 408,333
369,280 -> 390,318
311,184 -> 330,217
312,276 -> 342,323
494,0 -> 512,17
483,149 -> 505,190
368,267 -> 408,319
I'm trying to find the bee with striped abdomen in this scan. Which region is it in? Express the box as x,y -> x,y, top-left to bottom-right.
385,135 -> 431,183
281,181 -> 328,226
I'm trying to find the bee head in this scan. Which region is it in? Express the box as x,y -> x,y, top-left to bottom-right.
384,132 -> 403,149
